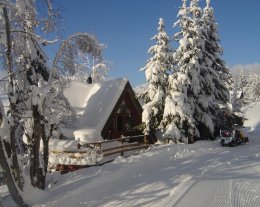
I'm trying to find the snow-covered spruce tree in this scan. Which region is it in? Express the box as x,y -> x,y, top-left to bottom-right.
188,0 -> 218,140
244,70 -> 260,103
160,0 -> 199,142
231,69 -> 247,110
237,69 -> 247,96
140,18 -> 173,136
231,80 -> 242,112
162,0 -> 231,141
201,0 -> 233,135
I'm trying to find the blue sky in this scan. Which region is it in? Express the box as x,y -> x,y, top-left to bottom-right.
47,0 -> 260,87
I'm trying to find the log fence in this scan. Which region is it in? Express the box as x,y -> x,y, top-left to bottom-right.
80,134 -> 149,157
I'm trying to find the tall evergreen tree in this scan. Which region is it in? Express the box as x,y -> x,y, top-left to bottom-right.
244,70 -> 259,103
162,0 -> 232,141
189,0 -> 218,139
141,18 -> 172,136
161,0 -> 200,142
231,80 -> 241,112
237,69 -> 247,94
232,69 -> 247,108
202,0 -> 233,134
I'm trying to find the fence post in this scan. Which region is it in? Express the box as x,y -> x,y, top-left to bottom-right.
144,135 -> 148,148
120,139 -> 124,156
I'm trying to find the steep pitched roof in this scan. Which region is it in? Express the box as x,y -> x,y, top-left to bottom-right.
63,78 -> 128,142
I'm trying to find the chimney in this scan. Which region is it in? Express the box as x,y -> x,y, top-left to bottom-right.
87,76 -> 92,84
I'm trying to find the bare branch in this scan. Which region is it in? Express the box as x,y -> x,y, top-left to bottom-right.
50,32 -> 104,82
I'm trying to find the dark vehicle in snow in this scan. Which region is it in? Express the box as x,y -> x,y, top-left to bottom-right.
220,128 -> 249,147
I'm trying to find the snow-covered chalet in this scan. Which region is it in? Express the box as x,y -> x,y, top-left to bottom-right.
62,78 -> 143,143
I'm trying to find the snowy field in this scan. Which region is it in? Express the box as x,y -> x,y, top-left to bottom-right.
1,101 -> 260,207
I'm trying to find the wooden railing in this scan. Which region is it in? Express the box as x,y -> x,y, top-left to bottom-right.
51,135 -> 150,172
80,135 -> 149,157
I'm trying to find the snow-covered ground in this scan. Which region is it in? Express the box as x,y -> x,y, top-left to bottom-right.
1,101 -> 260,207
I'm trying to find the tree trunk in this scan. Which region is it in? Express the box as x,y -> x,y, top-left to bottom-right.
3,5 -> 23,190
41,138 -> 48,189
0,140 -> 29,207
29,106 -> 47,189
41,124 -> 53,189
0,108 -> 28,207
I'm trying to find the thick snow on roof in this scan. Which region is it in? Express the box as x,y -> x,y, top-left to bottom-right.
63,78 -> 128,142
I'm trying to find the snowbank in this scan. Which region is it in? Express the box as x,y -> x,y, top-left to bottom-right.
48,149 -> 103,167
48,139 -> 103,166
49,139 -> 80,152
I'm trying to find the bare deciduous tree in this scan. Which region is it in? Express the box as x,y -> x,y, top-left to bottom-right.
52,33 -> 110,84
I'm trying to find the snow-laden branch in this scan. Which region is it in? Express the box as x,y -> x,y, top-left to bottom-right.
0,29 -> 59,46
50,32 -> 104,82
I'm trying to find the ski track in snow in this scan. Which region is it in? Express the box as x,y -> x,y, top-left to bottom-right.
171,179 -> 260,207
151,143 -> 260,207
161,102 -> 260,207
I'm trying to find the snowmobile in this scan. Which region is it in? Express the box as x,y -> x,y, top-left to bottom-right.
220,128 -> 249,147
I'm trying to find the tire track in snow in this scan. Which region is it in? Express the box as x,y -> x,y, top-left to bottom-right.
173,180 -> 232,207
167,143 -> 260,207
232,180 -> 260,207
171,179 -> 260,207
